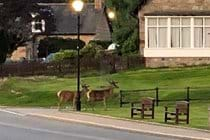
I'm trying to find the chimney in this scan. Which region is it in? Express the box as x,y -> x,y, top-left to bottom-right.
95,0 -> 104,9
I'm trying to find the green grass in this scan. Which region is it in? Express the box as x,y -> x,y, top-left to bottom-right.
0,66 -> 210,129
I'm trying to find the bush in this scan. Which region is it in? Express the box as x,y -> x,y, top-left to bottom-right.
121,29 -> 139,55
38,37 -> 85,58
80,43 -> 105,58
88,40 -> 112,49
53,50 -> 77,61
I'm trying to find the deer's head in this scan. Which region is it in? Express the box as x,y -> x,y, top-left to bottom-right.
81,83 -> 90,92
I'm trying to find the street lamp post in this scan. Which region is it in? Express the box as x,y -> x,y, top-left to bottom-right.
72,0 -> 84,111
107,10 -> 115,42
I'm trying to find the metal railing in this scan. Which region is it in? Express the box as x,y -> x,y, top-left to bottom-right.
119,86 -> 210,107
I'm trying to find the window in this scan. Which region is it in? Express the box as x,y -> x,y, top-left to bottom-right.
194,18 -> 203,48
171,18 -> 180,48
146,16 -> 210,49
158,18 -> 168,48
205,18 -> 210,48
181,18 -> 191,48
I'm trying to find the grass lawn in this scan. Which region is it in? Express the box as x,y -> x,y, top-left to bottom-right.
0,66 -> 210,129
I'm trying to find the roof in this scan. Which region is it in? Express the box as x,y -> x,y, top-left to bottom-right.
38,3 -> 102,35
135,0 -> 210,16
0,3 -> 112,41
145,11 -> 210,16
133,0 -> 147,15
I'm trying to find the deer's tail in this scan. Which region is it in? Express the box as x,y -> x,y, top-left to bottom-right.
57,91 -> 62,98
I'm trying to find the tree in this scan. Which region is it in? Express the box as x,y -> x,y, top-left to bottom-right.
0,0 -> 56,63
106,0 -> 139,55
0,30 -> 9,64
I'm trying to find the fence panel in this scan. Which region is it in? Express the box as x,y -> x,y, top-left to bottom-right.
120,88 -> 157,107
0,55 -> 144,77
120,87 -> 210,107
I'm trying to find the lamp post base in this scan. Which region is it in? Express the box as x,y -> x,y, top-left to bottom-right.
76,100 -> 81,111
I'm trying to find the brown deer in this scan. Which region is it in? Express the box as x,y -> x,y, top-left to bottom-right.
57,87 -> 87,110
82,80 -> 119,110
57,90 -> 76,110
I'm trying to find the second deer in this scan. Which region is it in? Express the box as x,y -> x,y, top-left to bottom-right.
82,80 -> 119,110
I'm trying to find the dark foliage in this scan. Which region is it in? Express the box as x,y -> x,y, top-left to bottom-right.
0,30 -> 9,64
106,0 -> 140,55
0,0 -> 56,62
38,37 -> 85,58
88,40 -> 112,49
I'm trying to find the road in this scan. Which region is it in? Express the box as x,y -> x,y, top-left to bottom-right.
0,111 -> 180,140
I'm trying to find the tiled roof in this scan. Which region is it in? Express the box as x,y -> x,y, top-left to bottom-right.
38,3 -> 101,35
0,3 -> 112,41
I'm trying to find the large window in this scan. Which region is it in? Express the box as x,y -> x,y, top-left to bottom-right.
145,16 -> 210,49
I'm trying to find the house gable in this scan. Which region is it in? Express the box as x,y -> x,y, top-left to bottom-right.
38,3 -> 112,42
8,1 -> 112,61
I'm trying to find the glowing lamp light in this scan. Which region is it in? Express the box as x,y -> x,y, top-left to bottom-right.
72,0 -> 84,12
108,11 -> 115,19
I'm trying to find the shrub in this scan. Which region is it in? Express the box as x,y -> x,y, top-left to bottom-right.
38,37 -> 85,58
53,52 -> 63,61
88,40 -> 112,49
53,50 -> 77,61
80,43 -> 105,58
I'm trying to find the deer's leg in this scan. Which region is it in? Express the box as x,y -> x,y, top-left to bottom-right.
90,100 -> 95,111
72,99 -> 76,111
103,98 -> 107,111
83,99 -> 88,111
67,101 -> 72,111
58,99 -> 63,111
58,101 -> 61,111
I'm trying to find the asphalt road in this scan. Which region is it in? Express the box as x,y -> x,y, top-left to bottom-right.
0,111 -> 180,140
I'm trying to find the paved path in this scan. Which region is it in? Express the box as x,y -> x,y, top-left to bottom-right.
0,111 -> 173,140
1,107 -> 210,140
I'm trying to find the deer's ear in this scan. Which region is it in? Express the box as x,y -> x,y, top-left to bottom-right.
83,84 -> 90,88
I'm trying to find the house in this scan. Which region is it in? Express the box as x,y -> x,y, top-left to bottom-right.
137,0 -> 210,67
11,0 -> 112,61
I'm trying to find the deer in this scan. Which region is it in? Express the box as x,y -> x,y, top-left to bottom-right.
57,88 -> 87,111
57,90 -> 76,110
81,80 -> 119,110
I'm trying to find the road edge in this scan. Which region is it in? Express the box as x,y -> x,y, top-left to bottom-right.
29,113 -> 209,140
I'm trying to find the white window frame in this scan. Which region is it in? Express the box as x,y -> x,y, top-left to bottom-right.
145,16 -> 210,49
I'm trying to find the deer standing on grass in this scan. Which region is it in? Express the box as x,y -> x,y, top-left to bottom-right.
57,90 -> 76,110
82,80 -> 119,110
57,88 -> 86,110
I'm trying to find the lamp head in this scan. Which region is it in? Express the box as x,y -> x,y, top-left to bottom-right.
108,11 -> 115,19
72,0 -> 84,12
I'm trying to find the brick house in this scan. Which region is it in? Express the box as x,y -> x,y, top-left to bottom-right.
11,0 -> 112,61
137,0 -> 210,67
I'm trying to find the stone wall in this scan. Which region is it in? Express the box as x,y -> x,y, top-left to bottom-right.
145,57 -> 210,68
